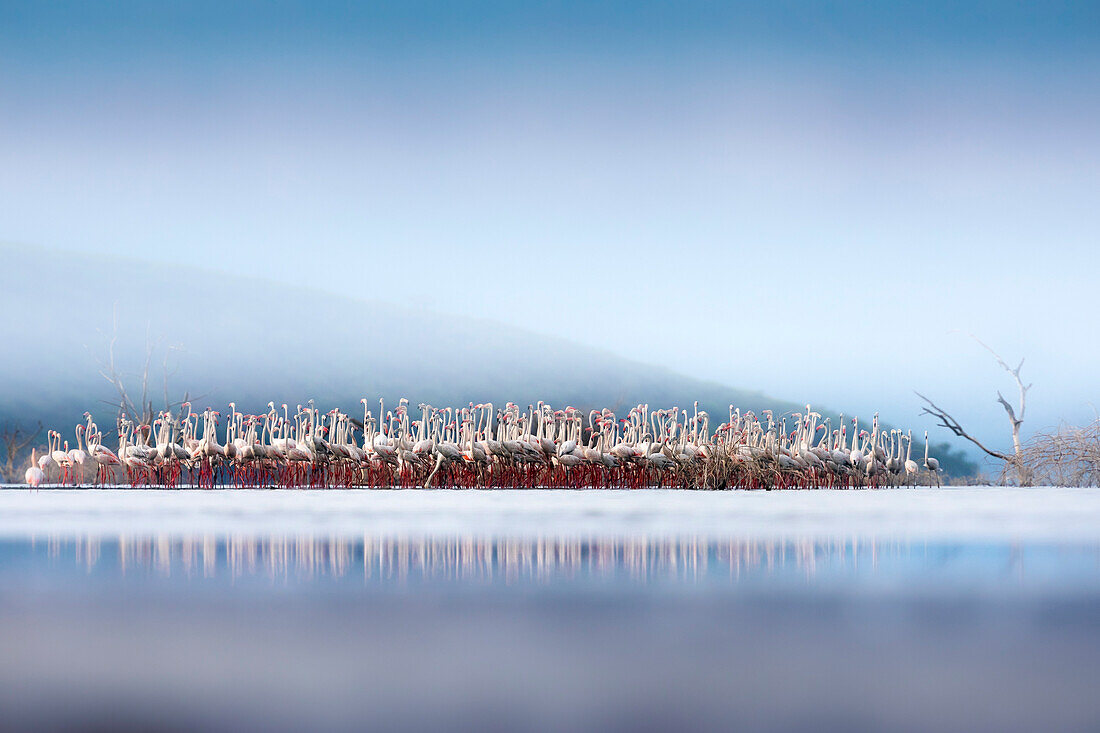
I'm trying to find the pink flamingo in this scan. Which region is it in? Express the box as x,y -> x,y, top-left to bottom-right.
25,449 -> 45,488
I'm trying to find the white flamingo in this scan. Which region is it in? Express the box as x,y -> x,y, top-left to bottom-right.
25,449 -> 45,488
924,431 -> 941,486
69,425 -> 88,484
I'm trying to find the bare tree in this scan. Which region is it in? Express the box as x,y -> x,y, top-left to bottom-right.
86,303 -> 190,427
917,335 -> 1031,485
87,304 -> 142,421
0,421 -> 43,482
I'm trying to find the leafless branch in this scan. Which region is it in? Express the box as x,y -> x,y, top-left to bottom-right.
164,344 -> 183,412
141,321 -> 154,422
918,336 -> 1033,485
85,306 -> 188,426
915,392 -> 1011,461
0,420 -> 43,482
971,334 -> 1031,425
88,302 -> 141,420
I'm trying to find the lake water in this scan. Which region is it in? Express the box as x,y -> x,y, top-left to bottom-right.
2,487 -> 1099,732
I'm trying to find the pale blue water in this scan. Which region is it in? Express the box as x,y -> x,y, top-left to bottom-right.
5,534 -> 1100,597
2,488 -> 1099,732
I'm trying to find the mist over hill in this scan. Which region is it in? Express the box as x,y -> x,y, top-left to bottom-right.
1,243 -> 975,477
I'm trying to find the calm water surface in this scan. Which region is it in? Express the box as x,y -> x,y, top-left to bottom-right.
2,488 -> 1099,732
6,534 -> 1100,597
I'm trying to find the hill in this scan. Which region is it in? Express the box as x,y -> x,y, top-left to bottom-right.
0,243 -> 976,478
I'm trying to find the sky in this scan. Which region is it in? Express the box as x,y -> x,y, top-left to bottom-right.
2,1 -> 1098,459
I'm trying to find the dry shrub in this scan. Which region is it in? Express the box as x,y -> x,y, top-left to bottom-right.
1015,420 -> 1100,487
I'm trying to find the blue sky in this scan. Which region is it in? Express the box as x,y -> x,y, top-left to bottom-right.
2,1 -> 1098,457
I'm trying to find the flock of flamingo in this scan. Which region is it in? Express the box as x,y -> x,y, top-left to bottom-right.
22,399 -> 941,489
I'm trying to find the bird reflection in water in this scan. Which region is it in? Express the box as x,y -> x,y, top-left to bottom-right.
36,534 -> 908,585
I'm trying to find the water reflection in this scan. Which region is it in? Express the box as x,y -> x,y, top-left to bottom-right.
15,534 -> 1100,591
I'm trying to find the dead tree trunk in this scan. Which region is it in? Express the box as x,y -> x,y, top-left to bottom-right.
973,336 -> 1031,484
917,336 -> 1032,485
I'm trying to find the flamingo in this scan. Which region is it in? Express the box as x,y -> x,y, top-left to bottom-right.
40,401 -> 939,490
119,420 -> 154,482
904,430 -> 920,482
50,430 -> 72,484
849,418 -> 864,468
924,431 -> 941,486
38,446 -> 54,478
87,429 -> 121,485
25,449 -> 45,488
69,425 -> 88,484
